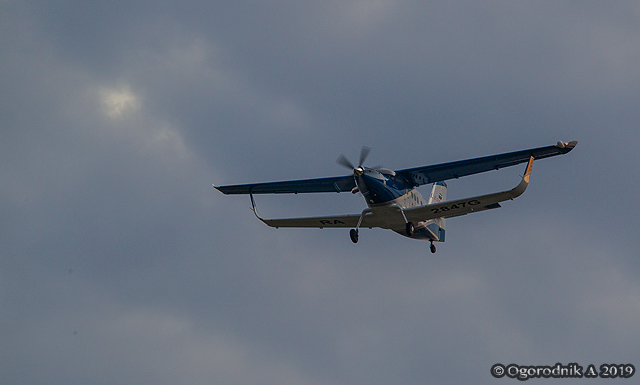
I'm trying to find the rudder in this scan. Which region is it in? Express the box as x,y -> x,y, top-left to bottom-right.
426,182 -> 446,241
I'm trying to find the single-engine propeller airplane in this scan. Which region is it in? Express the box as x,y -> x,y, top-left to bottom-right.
214,141 -> 577,253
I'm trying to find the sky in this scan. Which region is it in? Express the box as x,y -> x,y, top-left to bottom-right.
1,1 -> 640,384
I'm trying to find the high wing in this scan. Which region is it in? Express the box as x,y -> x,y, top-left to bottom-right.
395,140 -> 576,187
214,141 -> 576,194
403,156 -> 534,223
214,175 -> 355,194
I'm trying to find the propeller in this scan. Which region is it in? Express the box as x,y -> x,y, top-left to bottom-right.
359,146 -> 371,168
336,146 -> 371,176
336,154 -> 356,170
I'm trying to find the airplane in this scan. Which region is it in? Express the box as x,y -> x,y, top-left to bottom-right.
214,140 -> 577,253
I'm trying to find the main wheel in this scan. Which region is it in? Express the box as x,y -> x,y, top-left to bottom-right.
430,243 -> 436,254
405,222 -> 414,237
350,229 -> 359,243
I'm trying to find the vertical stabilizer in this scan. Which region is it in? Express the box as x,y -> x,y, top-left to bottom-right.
427,181 -> 447,204
426,182 -> 446,241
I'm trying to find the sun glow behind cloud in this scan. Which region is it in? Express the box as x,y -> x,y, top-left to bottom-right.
101,86 -> 140,119
96,83 -> 188,154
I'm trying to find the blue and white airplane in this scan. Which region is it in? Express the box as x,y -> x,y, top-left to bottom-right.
214,141 -> 577,253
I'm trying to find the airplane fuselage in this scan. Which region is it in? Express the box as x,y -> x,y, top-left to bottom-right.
356,169 -> 445,241
357,168 -> 416,206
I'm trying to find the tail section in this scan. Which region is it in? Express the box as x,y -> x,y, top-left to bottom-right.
427,181 -> 447,204
425,182 -> 446,241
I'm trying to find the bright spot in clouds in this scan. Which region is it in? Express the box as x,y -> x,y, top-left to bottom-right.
101,86 -> 139,118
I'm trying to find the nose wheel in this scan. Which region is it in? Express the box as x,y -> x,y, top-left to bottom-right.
350,229 -> 359,243
430,241 -> 436,254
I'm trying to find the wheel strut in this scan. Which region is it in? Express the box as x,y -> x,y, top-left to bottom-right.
350,208 -> 371,244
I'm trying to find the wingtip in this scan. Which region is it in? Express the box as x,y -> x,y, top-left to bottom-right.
523,156 -> 534,184
510,156 -> 533,197
212,184 -> 225,194
556,140 -> 578,152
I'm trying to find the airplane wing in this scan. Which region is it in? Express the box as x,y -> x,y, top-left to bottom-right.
404,156 -> 534,223
261,214 -> 366,229
214,175 -> 356,194
248,194 -> 385,229
249,156 -> 534,229
395,140 -> 576,187
215,141 -> 575,194
257,211 -> 411,230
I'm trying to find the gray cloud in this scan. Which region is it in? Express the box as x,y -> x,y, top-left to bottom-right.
2,1 -> 639,384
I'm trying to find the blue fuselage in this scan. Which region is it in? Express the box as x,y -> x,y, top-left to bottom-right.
356,169 -> 413,206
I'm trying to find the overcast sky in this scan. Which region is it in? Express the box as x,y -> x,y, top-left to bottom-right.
2,1 -> 640,384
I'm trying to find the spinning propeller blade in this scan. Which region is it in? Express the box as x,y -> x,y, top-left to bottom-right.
336,146 -> 371,176
336,154 -> 355,170
358,146 -> 371,167
337,146 -> 372,173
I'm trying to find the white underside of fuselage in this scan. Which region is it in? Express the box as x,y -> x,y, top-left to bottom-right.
363,188 -> 444,241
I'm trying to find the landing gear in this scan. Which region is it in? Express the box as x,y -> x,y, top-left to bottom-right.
350,229 -> 359,243
405,222 -> 414,237
430,241 -> 436,254
350,207 -> 371,244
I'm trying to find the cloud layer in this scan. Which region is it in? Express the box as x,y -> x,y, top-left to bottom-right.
2,1 -> 639,384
